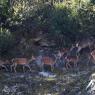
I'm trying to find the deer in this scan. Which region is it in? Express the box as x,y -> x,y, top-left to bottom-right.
65,55 -> 79,69
64,44 -> 79,69
85,49 -> 95,70
0,60 -> 9,71
76,38 -> 95,67
76,37 -> 94,53
35,54 -> 57,72
54,48 -> 69,68
41,56 -> 56,71
11,56 -> 35,73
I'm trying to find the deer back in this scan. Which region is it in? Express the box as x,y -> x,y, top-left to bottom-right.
77,38 -> 94,51
12,58 -> 28,65
66,55 -> 78,63
42,56 -> 55,65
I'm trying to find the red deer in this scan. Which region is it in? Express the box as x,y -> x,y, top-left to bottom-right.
77,38 -> 94,52
77,38 -> 95,67
64,45 -> 79,69
65,55 -> 79,69
54,46 -> 80,70
41,56 -> 56,71
11,56 -> 35,72
53,48 -> 70,69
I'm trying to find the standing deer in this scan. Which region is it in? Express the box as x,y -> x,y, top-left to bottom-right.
11,56 -> 35,72
54,48 -> 69,68
64,44 -> 79,69
35,54 -> 56,71
77,38 -> 94,53
65,55 -> 79,69
54,46 -> 79,69
76,38 -> 95,67
41,56 -> 56,71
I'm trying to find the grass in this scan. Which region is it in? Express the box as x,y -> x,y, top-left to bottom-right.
0,65 -> 94,95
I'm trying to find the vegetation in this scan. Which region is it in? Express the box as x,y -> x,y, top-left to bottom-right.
0,0 -> 95,58
1,1 -> 95,95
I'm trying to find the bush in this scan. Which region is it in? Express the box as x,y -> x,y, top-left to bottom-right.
0,28 -> 15,58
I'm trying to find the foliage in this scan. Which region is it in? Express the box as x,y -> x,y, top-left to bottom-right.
90,0 -> 95,4
77,3 -> 95,36
0,0 -> 95,58
0,28 -> 15,58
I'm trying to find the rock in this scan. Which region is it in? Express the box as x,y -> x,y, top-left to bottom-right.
39,71 -> 56,78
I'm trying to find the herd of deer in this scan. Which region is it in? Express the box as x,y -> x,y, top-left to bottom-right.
0,38 -> 95,73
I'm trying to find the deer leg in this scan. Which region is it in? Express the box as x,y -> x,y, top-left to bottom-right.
10,64 -> 15,72
65,62 -> 68,70
74,62 -> 77,68
1,65 -> 8,71
86,59 -> 90,70
23,66 -> 25,73
87,56 -> 91,68
52,64 -> 54,71
41,63 -> 44,71
25,65 -> 32,72
11,63 -> 17,73
10,64 -> 13,72
51,65 -> 53,72
87,59 -> 90,66
68,63 -> 71,69
14,64 -> 17,73
66,62 -> 69,70
66,62 -> 71,70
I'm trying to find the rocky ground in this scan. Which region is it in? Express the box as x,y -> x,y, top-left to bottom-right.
0,66 -> 95,95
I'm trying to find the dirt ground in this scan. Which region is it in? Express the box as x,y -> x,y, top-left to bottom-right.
0,66 -> 94,95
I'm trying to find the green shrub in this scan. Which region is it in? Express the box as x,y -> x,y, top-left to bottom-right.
0,28 -> 15,58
